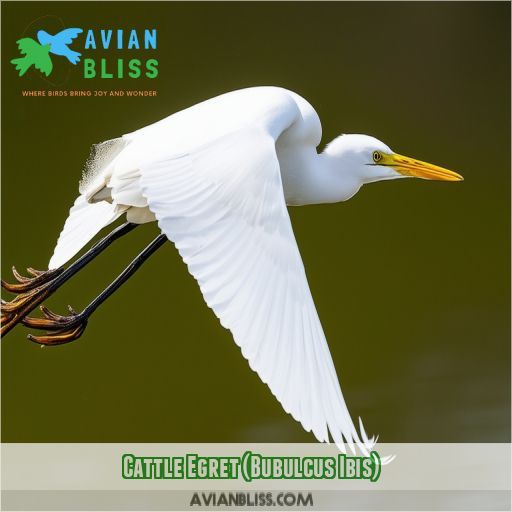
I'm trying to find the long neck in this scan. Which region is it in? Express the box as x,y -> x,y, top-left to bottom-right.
281,147 -> 362,206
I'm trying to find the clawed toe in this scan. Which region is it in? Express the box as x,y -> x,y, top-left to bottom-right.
22,305 -> 80,331
23,304 -> 87,345
1,310 -> 14,324
1,266 -> 65,337
24,304 -> 87,345
1,286 -> 43,314
27,322 -> 87,346
2,266 -> 63,294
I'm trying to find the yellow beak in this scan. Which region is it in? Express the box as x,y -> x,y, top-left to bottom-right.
381,153 -> 464,182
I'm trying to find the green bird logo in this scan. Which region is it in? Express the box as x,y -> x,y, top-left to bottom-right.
11,38 -> 53,77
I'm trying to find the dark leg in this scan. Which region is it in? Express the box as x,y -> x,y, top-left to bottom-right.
1,222 -> 137,337
24,233 -> 168,345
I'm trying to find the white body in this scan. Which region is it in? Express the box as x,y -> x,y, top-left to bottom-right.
81,86 -> 392,219
50,87 -> 402,456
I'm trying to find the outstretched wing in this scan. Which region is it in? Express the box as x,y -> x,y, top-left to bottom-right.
16,37 -> 42,56
138,120 -> 375,454
53,28 -> 83,45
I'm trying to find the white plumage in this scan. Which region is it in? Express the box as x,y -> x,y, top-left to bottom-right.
48,86 -> 462,455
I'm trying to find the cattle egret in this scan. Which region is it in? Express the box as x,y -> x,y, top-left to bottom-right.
1,86 -> 462,455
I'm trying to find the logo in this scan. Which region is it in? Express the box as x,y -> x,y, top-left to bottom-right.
11,28 -> 82,77
11,18 -> 158,82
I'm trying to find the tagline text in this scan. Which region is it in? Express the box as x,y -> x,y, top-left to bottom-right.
21,89 -> 157,97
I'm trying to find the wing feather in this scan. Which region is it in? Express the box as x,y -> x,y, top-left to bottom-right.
16,38 -> 40,55
48,195 -> 125,269
54,28 -> 83,45
139,125 -> 374,453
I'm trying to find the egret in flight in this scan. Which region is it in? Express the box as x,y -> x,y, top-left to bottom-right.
1,86 -> 462,454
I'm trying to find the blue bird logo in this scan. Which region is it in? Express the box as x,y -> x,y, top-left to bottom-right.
37,28 -> 83,65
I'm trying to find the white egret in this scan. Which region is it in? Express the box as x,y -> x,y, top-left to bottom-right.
1,86 -> 462,454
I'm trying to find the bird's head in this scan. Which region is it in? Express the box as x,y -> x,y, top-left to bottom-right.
324,134 -> 463,185
37,30 -> 51,45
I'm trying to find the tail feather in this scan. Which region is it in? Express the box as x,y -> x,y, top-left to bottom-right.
48,195 -> 126,269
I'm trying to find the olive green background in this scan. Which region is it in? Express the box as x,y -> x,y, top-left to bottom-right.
1,2 -> 510,443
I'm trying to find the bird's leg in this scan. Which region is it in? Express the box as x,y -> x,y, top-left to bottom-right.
23,233 -> 168,346
1,222 -> 138,337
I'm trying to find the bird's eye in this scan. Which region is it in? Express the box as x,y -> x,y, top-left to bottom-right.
372,151 -> 382,163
